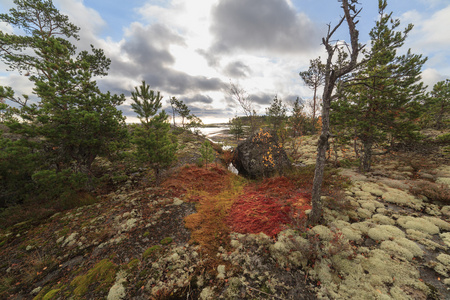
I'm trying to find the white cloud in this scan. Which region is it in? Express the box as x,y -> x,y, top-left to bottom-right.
0,21 -> 13,34
405,5 -> 450,50
421,68 -> 447,90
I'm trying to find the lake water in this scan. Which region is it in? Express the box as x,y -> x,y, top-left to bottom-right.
198,125 -> 229,138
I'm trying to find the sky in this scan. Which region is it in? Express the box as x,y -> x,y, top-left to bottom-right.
1,0 -> 449,124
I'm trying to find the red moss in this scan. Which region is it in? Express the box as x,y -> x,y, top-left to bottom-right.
227,177 -> 311,237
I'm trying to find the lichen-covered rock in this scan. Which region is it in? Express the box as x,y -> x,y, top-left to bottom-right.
359,182 -> 384,197
331,220 -> 363,241
351,221 -> 376,235
436,177 -> 450,187
380,240 -> 414,261
441,206 -> 450,216
367,225 -> 405,241
371,214 -> 396,225
199,286 -> 216,300
107,270 -> 127,300
394,238 -> 424,258
397,216 -> 440,235
62,232 -> 78,247
357,208 -> 373,219
424,216 -> 450,231
309,225 -> 334,241
233,129 -> 291,179
382,188 -> 423,210
441,232 -> 450,248
216,265 -> 226,279
269,229 -> 309,268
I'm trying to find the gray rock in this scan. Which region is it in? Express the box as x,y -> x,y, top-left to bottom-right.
233,129 -> 291,179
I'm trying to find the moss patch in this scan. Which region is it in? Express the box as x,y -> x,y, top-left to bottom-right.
142,245 -> 161,260
160,237 -> 173,245
70,259 -> 118,297
42,289 -> 61,300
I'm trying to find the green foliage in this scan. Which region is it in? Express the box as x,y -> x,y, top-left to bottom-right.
266,95 -> 287,131
31,169 -> 89,204
331,0 -> 427,172
436,133 -> 450,144
199,141 -> 215,168
0,134 -> 39,207
131,81 -> 162,124
169,96 -> 190,127
299,57 -> 325,132
185,114 -> 203,134
0,0 -> 127,177
131,82 -> 177,182
289,97 -> 317,136
422,79 -> 449,129
229,116 -> 244,140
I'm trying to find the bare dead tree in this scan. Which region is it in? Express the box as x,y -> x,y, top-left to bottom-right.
309,0 -> 365,225
230,82 -> 258,134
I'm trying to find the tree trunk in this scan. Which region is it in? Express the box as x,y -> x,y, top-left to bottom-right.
361,139 -> 372,172
309,0 -> 362,225
312,87 -> 317,134
309,76 -> 334,225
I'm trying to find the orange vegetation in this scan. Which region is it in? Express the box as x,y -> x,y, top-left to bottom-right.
162,164 -> 231,197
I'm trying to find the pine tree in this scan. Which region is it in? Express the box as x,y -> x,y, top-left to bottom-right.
299,58 -> 325,132
169,97 -> 190,128
0,0 -> 127,177
266,95 -> 287,131
331,0 -> 427,172
290,97 -> 307,137
425,80 -> 449,129
199,141 -> 215,168
229,116 -> 244,140
131,81 -> 177,183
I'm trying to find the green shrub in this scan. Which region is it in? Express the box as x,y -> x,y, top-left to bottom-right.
436,133 -> 450,144
32,169 -> 88,201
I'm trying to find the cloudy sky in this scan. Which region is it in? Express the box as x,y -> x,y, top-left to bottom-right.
1,0 -> 449,123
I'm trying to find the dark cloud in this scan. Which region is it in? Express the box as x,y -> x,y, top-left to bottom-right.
249,93 -> 272,105
223,61 -> 251,78
121,23 -> 184,68
187,104 -> 235,119
103,22 -> 227,96
181,94 -> 214,105
140,70 -> 226,95
210,0 -> 321,54
197,49 -> 221,67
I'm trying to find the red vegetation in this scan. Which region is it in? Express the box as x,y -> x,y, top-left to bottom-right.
162,164 -> 231,197
227,177 -> 311,237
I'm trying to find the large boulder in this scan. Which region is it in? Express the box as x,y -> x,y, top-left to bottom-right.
233,129 -> 291,179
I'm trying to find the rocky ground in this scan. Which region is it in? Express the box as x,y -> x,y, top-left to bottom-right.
0,129 -> 449,299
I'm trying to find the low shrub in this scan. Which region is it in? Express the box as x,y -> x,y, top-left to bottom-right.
436,133 -> 450,144
410,180 -> 450,205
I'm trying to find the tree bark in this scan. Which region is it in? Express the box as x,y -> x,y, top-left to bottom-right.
361,139 -> 373,172
309,0 -> 362,225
